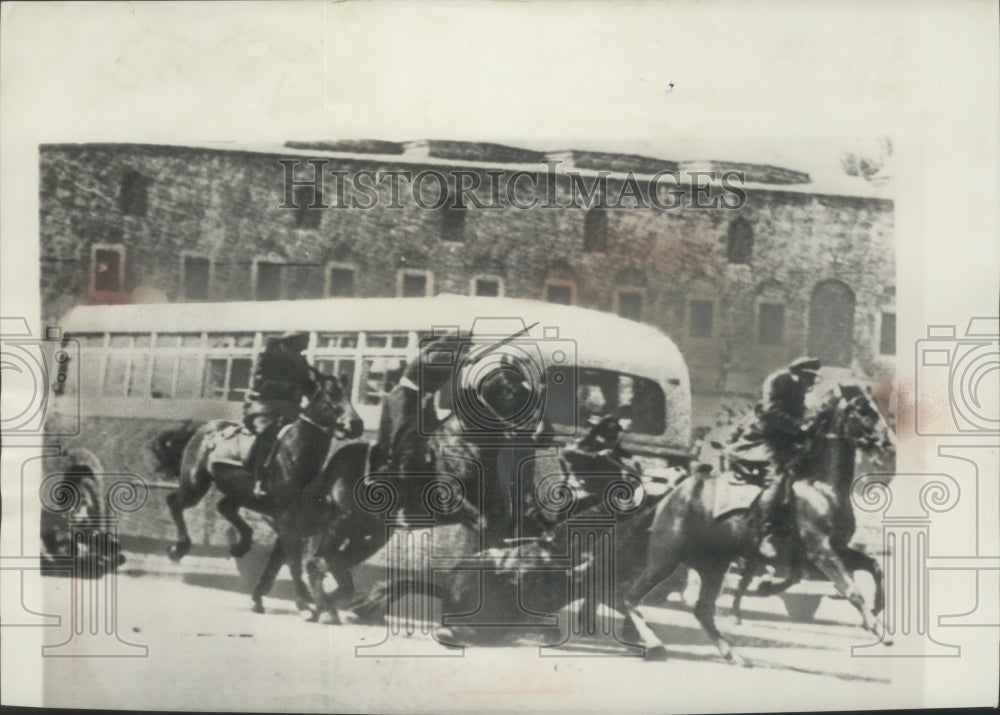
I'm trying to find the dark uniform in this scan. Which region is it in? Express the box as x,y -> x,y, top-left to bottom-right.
754,356 -> 821,558
373,334 -> 468,474
243,331 -> 316,496
561,414 -> 636,479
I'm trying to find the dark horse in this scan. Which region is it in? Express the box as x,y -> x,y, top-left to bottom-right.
264,354 -> 539,622
617,382 -> 896,664
164,374 -> 363,613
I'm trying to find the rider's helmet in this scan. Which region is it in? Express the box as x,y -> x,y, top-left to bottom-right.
279,331 -> 310,353
789,356 -> 821,385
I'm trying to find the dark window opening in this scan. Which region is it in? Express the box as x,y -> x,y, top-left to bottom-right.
401,273 -> 428,297
758,303 -> 785,345
473,278 -> 501,297
583,208 -> 608,252
256,262 -> 283,301
120,170 -> 148,217
689,300 -> 714,338
327,267 -> 355,297
880,312 -> 896,355
617,291 -> 643,321
183,256 -> 210,300
441,194 -> 466,242
726,218 -> 753,264
93,249 -> 122,292
546,283 -> 573,305
294,185 -> 322,229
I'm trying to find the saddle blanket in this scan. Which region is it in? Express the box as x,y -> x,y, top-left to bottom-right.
207,424 -> 255,469
710,473 -> 762,520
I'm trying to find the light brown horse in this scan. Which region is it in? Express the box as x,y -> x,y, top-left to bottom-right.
164,375 -> 363,613
617,382 -> 896,665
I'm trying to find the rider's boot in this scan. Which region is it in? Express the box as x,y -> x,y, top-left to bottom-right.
757,478 -> 782,560
251,424 -> 278,498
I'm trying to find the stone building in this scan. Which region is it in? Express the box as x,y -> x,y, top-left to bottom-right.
38,140 -> 895,423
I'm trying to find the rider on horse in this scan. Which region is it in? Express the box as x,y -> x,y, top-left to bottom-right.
750,356 -> 822,559
372,333 -> 470,474
244,331 -> 317,497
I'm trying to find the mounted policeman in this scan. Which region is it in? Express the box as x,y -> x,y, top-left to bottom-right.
371,333 -> 471,475
729,356 -> 822,559
243,331 -> 317,497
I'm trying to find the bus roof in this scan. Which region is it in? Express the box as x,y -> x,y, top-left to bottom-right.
61,295 -> 688,384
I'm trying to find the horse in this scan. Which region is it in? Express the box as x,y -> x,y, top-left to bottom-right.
164,374 -> 363,613
617,382 -> 896,665
265,353 -> 541,623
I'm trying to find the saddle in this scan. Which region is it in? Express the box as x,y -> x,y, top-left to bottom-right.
207,424 -> 255,469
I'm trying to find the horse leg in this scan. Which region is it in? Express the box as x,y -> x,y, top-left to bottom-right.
732,558 -> 758,626
755,553 -> 803,598
250,540 -> 286,614
217,495 -> 254,558
692,563 -> 749,667
803,535 -> 892,645
165,474 -> 212,561
302,534 -> 342,625
620,555 -> 684,661
281,535 -> 315,619
836,545 -> 886,617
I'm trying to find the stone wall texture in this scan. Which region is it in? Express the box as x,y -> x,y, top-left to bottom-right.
39,142 -> 895,423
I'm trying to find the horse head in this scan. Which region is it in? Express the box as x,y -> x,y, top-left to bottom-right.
305,373 -> 364,440
813,382 -> 896,462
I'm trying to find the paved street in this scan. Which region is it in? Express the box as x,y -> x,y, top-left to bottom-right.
38,551 -> 907,713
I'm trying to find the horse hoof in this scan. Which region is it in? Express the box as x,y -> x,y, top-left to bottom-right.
433,627 -> 466,648
251,601 -> 265,614
167,542 -> 190,562
318,611 -> 341,626
229,541 -> 252,558
300,608 -> 319,622
882,634 -> 894,647
727,652 -> 751,668
645,645 -> 669,661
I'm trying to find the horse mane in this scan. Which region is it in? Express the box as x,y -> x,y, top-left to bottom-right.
150,421 -> 200,478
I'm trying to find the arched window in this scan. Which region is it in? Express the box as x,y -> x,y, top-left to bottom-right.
583,207 -> 608,252
120,169 -> 148,217
808,279 -> 856,367
726,217 -> 753,264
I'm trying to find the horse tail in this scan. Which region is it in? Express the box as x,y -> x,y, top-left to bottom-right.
150,420 -> 201,479
345,578 -> 450,624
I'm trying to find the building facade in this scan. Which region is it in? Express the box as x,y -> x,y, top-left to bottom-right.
39,140 -> 895,424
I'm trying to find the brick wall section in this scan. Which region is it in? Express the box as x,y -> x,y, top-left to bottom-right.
39,143 -> 894,407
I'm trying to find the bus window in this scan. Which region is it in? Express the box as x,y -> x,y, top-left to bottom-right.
109,334 -> 132,348
365,333 -> 409,350
228,358 -> 252,401
157,333 -> 203,349
544,367 -> 666,435
151,356 -> 175,398
208,333 -> 254,349
127,354 -> 150,396
360,357 -> 406,406
315,358 -> 356,388
103,354 -> 128,396
317,333 -> 359,349
203,359 -> 228,400
176,357 -> 201,398
80,353 -> 102,397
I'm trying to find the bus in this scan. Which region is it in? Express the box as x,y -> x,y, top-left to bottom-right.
44,294 -> 692,555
